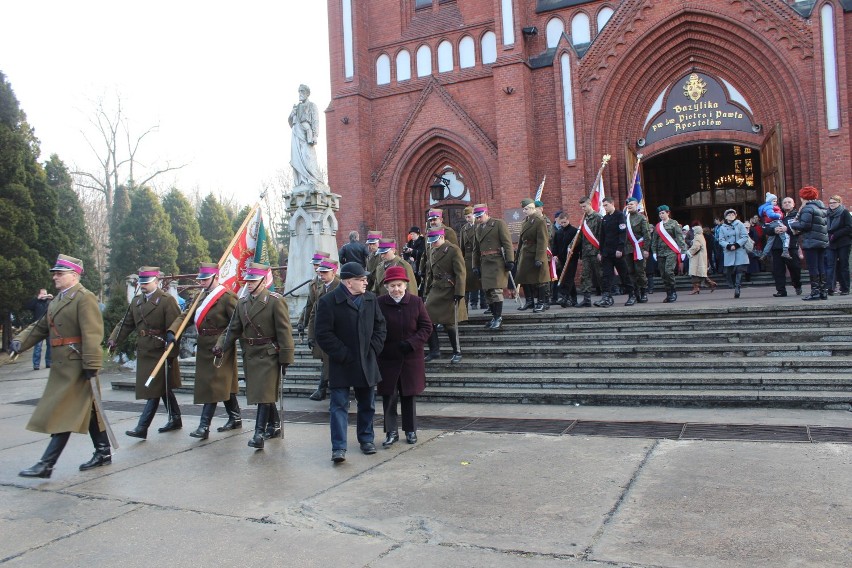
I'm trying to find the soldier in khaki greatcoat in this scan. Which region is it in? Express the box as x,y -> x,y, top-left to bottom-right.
371,238 -> 418,296
214,263 -> 295,450
305,259 -> 341,401
459,206 -> 484,310
167,263 -> 241,440
515,198 -> 551,312
472,203 -> 514,329
418,209 -> 458,276
109,266 -> 183,439
423,227 -> 468,363
364,231 -> 382,291
14,255 -> 110,478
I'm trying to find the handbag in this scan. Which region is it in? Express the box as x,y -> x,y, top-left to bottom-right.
744,236 -> 755,253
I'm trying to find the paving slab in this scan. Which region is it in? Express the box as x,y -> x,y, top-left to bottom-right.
307,430 -> 652,556
371,542 -> 602,567
593,439 -> 852,568
1,505 -> 391,567
0,485 -> 139,563
71,422 -> 442,518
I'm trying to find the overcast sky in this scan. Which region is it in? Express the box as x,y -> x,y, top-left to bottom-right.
0,1 -> 331,206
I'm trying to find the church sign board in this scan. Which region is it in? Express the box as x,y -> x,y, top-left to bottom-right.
641,73 -> 756,146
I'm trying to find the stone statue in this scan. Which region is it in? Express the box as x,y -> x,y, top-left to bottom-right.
289,84 -> 324,189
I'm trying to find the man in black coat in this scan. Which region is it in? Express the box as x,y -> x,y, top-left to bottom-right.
25,288 -> 53,370
338,231 -> 369,268
551,213 -> 579,306
769,196 -> 803,297
595,197 -> 634,307
315,262 -> 387,463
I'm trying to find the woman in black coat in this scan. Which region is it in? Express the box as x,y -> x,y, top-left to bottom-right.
790,186 -> 829,300
825,194 -> 851,295
376,266 -> 433,447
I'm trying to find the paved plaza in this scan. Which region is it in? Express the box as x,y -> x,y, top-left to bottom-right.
1,360 -> 850,567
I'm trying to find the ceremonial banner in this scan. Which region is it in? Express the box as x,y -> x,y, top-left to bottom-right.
590,176 -> 606,215
218,207 -> 271,295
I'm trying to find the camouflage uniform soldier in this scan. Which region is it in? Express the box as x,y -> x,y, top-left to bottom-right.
650,204 -> 688,303
575,197 -> 603,308
624,197 -> 651,303
472,203 -> 514,329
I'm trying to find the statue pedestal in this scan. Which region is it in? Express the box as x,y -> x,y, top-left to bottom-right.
283,184 -> 340,319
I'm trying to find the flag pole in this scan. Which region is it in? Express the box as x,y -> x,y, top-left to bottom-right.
557,154 -> 611,285
145,199 -> 264,387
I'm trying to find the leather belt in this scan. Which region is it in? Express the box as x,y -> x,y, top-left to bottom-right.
51,336 -> 82,347
480,249 -> 500,255
245,337 -> 275,346
199,327 -> 225,336
139,329 -> 165,337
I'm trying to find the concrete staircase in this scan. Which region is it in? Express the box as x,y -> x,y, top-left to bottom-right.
111,289 -> 852,409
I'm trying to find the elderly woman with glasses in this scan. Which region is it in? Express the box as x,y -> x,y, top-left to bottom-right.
716,209 -> 750,298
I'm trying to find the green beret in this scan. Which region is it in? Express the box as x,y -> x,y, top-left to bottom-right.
534,200 -> 544,208
626,197 -> 639,204
521,198 -> 534,207
657,204 -> 670,212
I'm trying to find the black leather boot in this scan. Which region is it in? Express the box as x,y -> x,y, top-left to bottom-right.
819,275 -> 828,300
734,273 -> 743,299
20,432 -> 70,478
424,328 -> 441,361
158,391 -> 182,432
217,393 -> 243,431
803,276 -> 821,301
248,404 -> 269,449
80,409 -> 112,470
264,404 -> 282,439
126,398 -> 159,439
637,288 -> 648,303
574,294 -> 592,308
489,302 -> 503,329
309,376 -> 328,401
517,285 -> 534,310
190,403 -> 216,439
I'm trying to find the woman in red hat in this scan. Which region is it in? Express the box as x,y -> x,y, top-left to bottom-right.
790,186 -> 829,300
376,265 -> 433,447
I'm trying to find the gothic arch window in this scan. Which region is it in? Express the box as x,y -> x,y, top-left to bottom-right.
437,40 -> 454,73
571,13 -> 591,46
416,45 -> 432,77
396,49 -> 412,82
376,54 -> 391,85
481,31 -> 497,64
459,36 -> 476,68
546,17 -> 564,49
597,7 -> 614,32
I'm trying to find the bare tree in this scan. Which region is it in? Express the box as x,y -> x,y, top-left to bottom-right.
76,184 -> 110,298
261,169 -> 293,256
72,94 -> 188,219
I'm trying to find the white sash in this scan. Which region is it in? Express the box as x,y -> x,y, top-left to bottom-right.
581,219 -> 600,250
626,213 -> 644,257
655,221 -> 681,255
195,284 -> 226,330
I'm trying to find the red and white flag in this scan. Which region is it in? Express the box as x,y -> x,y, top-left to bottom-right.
218,207 -> 269,296
590,176 -> 606,215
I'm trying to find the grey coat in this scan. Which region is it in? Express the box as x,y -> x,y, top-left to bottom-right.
717,220 -> 750,267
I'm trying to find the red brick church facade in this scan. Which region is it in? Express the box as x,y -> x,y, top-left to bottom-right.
325,0 -> 851,242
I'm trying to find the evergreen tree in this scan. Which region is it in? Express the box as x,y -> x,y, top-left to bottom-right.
0,71 -> 50,344
163,188 -> 208,272
198,194 -> 231,261
45,154 -> 101,295
112,186 -> 179,283
108,183 -> 131,291
232,204 -> 252,234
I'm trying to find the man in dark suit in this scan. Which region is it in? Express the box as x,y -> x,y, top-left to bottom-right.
315,262 -> 387,463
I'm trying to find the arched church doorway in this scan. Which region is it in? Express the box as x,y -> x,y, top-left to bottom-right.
642,143 -> 762,227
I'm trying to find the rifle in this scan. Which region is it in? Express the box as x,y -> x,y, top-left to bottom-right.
558,154 -> 611,285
